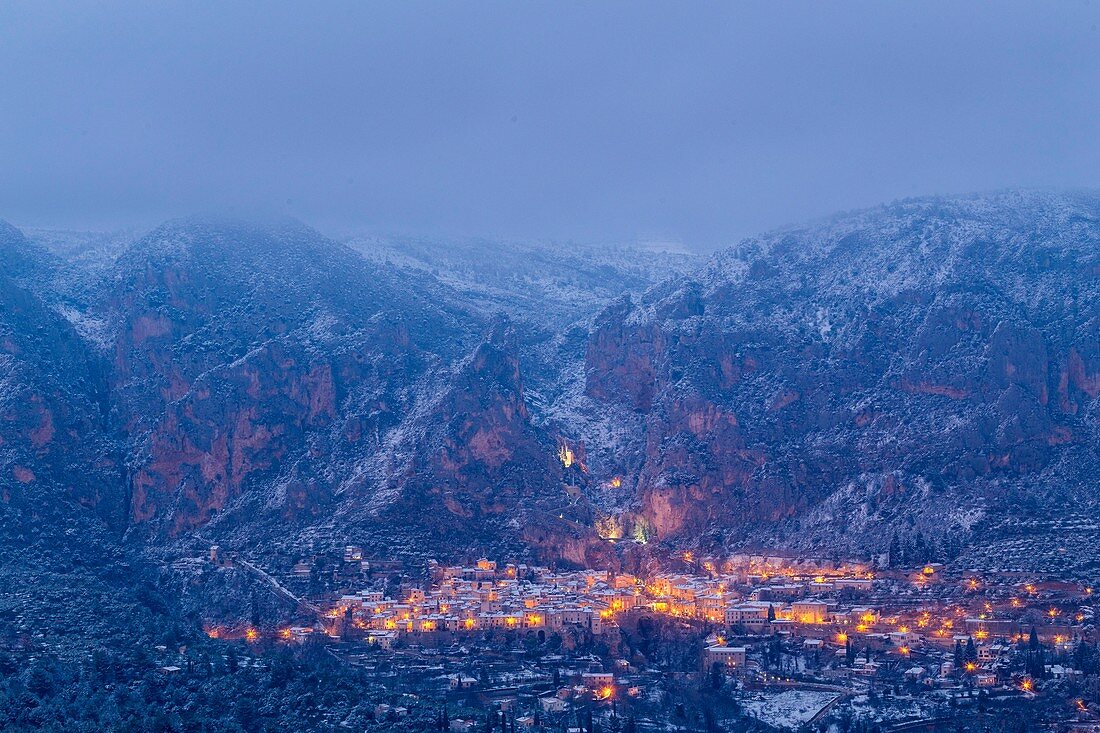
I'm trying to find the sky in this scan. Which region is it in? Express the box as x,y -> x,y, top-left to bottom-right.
1,1 -> 1099,250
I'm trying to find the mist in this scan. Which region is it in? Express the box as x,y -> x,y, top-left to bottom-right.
2,1 -> 1099,249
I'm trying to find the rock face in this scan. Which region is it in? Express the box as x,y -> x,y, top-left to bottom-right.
99,218 -> 480,540
369,318 -> 589,558
3,191 -> 1098,571
582,192 -> 1100,557
0,221 -> 124,526
4,216 -> 666,563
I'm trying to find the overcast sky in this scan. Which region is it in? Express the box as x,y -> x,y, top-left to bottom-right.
2,1 -> 1099,249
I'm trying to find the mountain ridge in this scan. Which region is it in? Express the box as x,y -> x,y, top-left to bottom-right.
1,191 -> 1097,578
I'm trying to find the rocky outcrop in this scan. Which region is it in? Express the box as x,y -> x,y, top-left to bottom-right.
5,192 -> 1098,570
0,221 -> 124,525
379,318 -> 584,554
583,192 -> 1100,556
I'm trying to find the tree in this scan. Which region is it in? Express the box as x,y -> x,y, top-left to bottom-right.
225,645 -> 240,674
709,662 -> 723,690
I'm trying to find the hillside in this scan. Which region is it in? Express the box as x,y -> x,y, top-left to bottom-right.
578,191 -> 1100,569
3,192 -> 1098,587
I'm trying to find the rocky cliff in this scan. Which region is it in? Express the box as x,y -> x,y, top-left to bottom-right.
4,192 -> 1098,573
581,191 -> 1100,560
0,221 -> 124,526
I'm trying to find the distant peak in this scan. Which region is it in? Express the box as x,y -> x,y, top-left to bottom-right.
0,218 -> 25,242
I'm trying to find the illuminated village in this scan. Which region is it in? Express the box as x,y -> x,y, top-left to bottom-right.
194,545 -> 1100,732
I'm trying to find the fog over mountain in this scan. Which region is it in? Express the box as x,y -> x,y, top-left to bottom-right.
4,2 -> 1100,246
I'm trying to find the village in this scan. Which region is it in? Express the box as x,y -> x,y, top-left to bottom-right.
194,546 -> 1100,731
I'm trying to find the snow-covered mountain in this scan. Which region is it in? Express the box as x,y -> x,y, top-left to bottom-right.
2,192 -> 1098,580
580,191 -> 1099,569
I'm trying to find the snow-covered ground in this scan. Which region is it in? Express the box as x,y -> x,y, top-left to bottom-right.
740,690 -> 838,730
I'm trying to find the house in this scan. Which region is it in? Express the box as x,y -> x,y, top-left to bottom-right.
703,645 -> 747,671
803,638 -> 824,652
368,631 -> 397,650
449,674 -> 478,690
581,672 -> 614,689
725,602 -> 774,625
792,600 -> 829,624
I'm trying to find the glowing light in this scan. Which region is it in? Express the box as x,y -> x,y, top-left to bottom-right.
245,628 -> 259,642
558,444 -> 575,468
964,662 -> 977,673
898,626 -> 910,634
974,630 -> 988,641
206,627 -> 220,639
1021,679 -> 1034,692
922,566 -> 935,576
464,618 -> 476,630
595,514 -> 624,541
836,632 -> 848,643
898,646 -> 910,655
279,628 -> 292,640
1048,608 -> 1060,618
609,477 -> 622,489
597,685 -> 614,700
